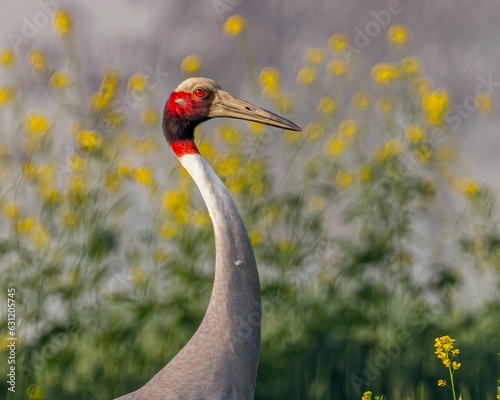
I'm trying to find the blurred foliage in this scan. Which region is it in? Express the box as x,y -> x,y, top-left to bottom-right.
0,10 -> 499,400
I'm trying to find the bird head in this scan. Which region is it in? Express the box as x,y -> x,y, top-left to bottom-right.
163,77 -> 301,149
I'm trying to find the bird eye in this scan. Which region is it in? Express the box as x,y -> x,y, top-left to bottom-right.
194,88 -> 206,98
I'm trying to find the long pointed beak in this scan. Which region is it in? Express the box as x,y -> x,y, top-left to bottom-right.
208,90 -> 301,131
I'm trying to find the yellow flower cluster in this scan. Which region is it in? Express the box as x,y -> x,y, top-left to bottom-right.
76,129 -> 102,150
50,71 -> 70,89
361,391 -> 372,400
328,33 -> 350,53
181,55 -> 202,74
476,91 -> 494,112
328,59 -> 349,77
24,113 -> 50,139
306,48 -> 325,64
375,139 -> 404,161
353,92 -> 371,111
454,177 -> 480,199
259,67 -> 281,99
317,96 -> 338,114
371,63 -> 399,86
297,67 -> 317,85
0,86 -> 14,106
387,24 -> 411,49
434,335 -> 461,369
406,124 -> 426,143
2,202 -> 20,218
128,73 -> 148,93
16,215 -> 50,249
52,9 -> 73,36
29,49 -> 46,72
422,89 -> 451,125
161,189 -> 189,225
224,15 -> 246,37
0,49 -> 15,66
90,69 -> 119,111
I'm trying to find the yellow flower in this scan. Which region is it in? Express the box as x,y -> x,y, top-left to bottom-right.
326,135 -> 345,156
406,124 -> 426,142
76,129 -> 102,150
218,125 -> 241,146
376,139 -> 404,161
401,56 -> 421,76
27,384 -> 44,400
422,89 -> 451,125
69,154 -> 84,171
3,202 -> 20,218
476,91 -> 494,112
17,216 -> 37,234
306,48 -> 325,64
317,96 -> 338,114
24,113 -> 50,138
362,390 -> 372,400
456,177 -> 480,199
352,92 -> 371,111
0,86 -> 14,105
29,49 -> 46,71
117,159 -> 133,177
50,71 -> 70,89
274,93 -> 294,114
338,119 -> 359,138
141,108 -> 159,126
305,123 -> 324,140
259,67 -> 281,98
217,156 -> 240,177
336,169 -> 354,189
128,73 -> 148,93
249,230 -> 263,246
134,166 -> 155,187
371,63 -> 400,86
437,379 -> 446,387
387,24 -> 411,49
327,59 -> 349,77
376,97 -> 393,114
297,67 -> 317,85
159,222 -> 176,238
162,190 -> 188,213
328,33 -> 350,53
357,165 -> 372,181
52,9 -> 73,36
181,55 -> 202,74
452,361 -> 461,370
90,69 -> 119,111
224,15 -> 246,36
0,49 -> 15,66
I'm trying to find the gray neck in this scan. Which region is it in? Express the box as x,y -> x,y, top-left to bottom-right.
123,154 -> 261,400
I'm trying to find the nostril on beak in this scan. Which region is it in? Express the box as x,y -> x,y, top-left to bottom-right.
245,106 -> 252,111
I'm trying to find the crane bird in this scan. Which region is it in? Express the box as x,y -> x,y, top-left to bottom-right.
115,77 -> 301,400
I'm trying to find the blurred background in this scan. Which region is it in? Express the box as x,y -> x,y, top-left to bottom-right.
0,1 -> 499,399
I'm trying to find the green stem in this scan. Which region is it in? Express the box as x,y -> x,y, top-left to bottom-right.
448,365 -> 457,400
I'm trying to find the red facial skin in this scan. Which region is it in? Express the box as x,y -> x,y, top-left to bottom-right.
162,89 -> 213,157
